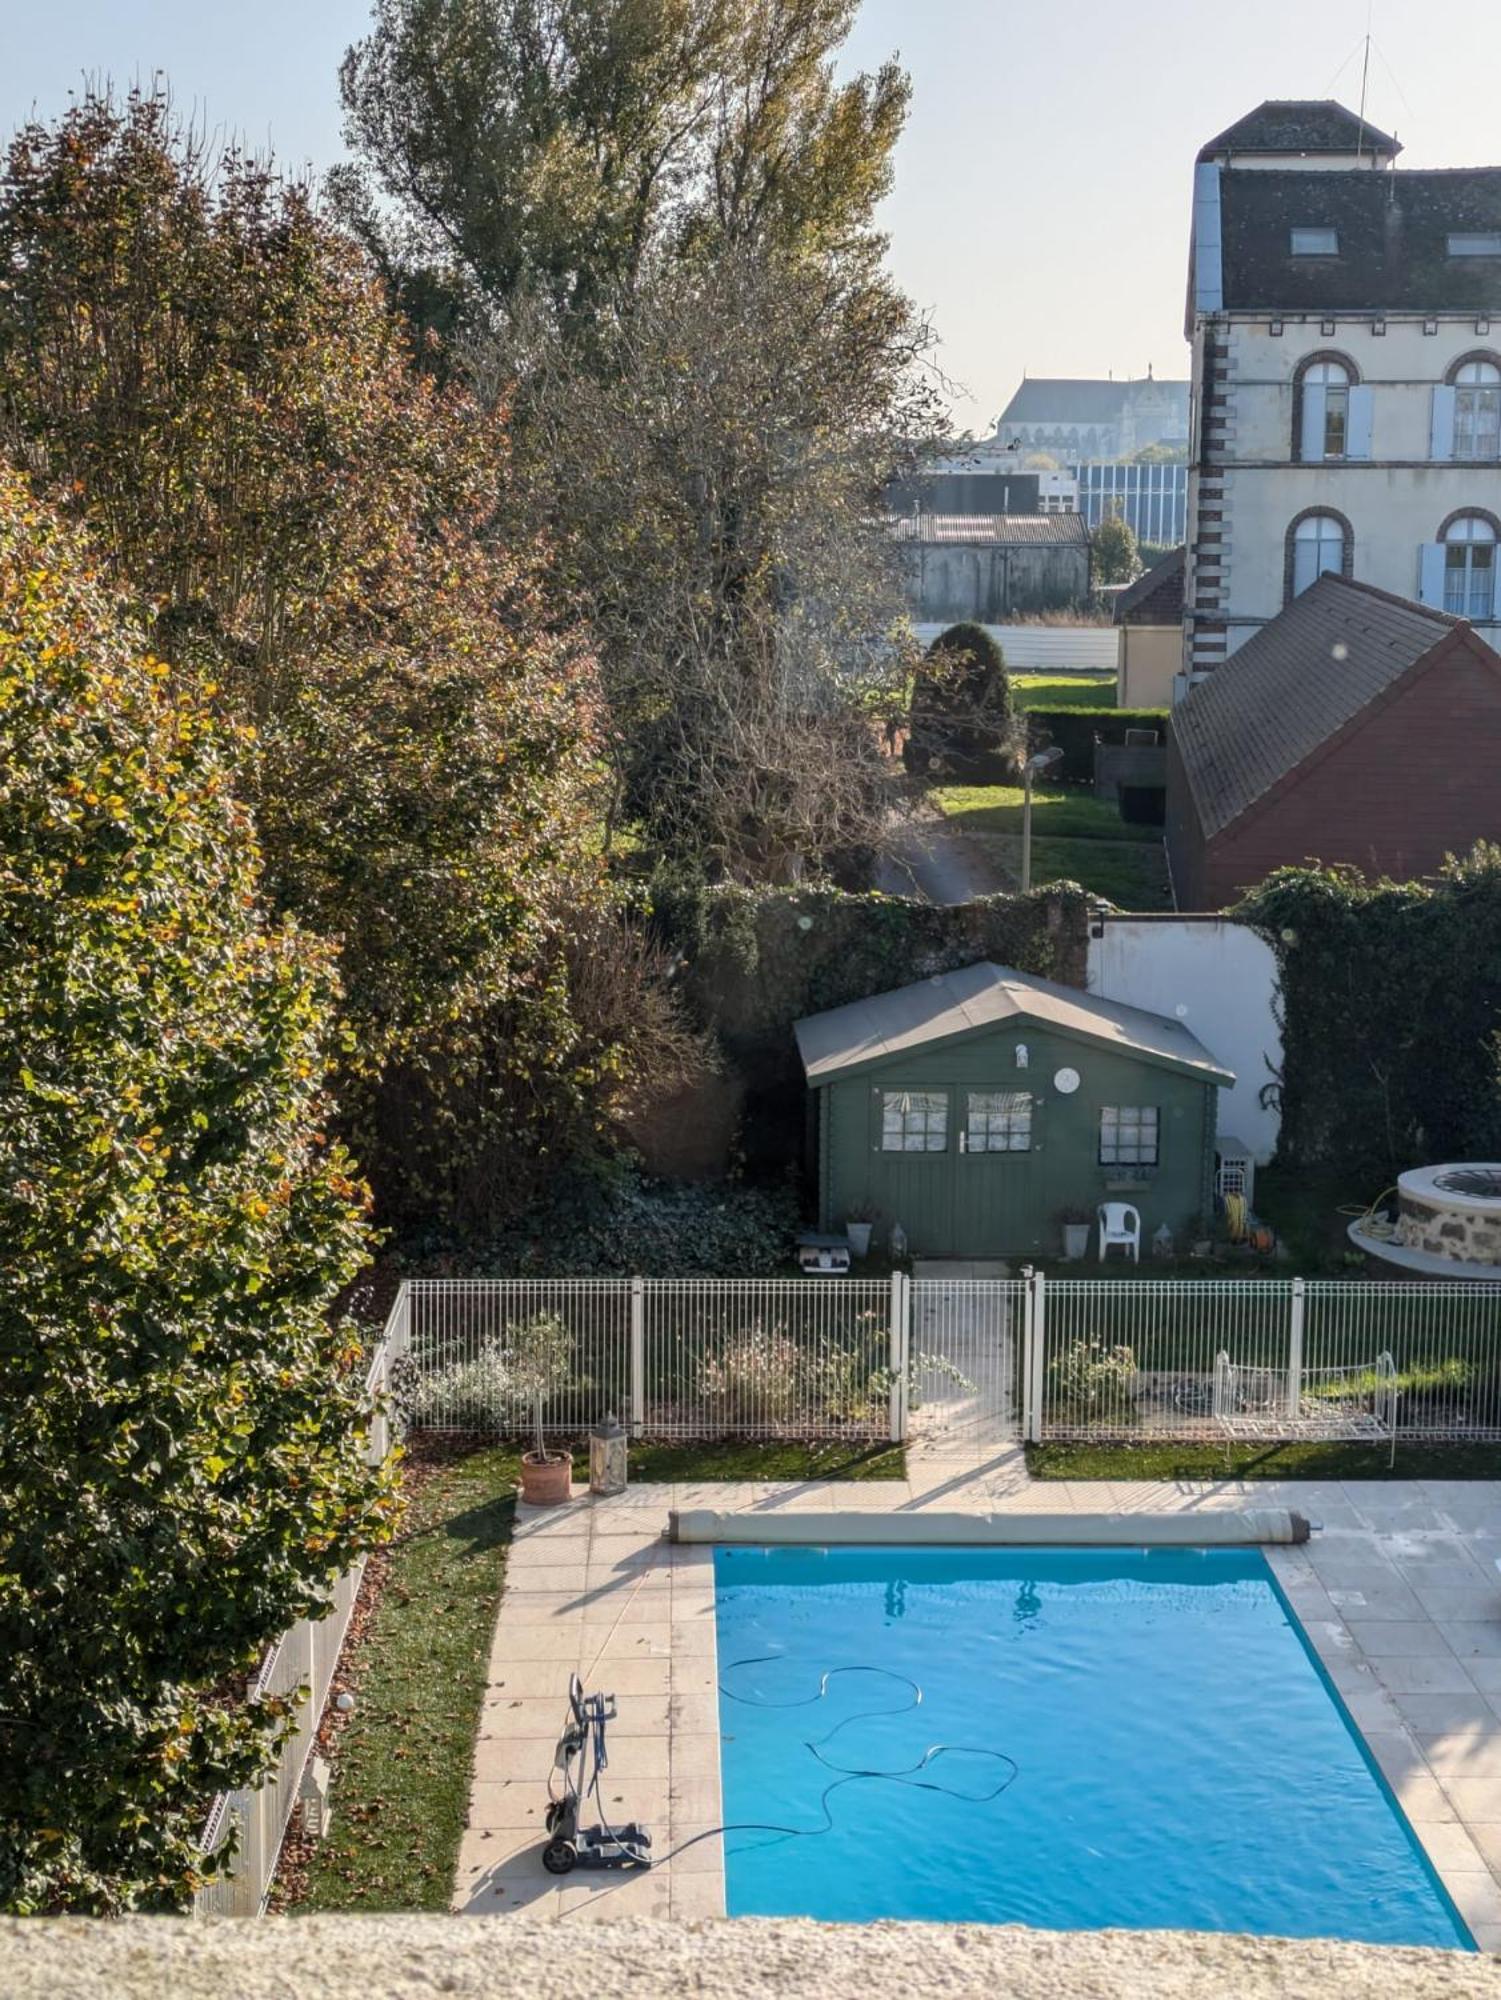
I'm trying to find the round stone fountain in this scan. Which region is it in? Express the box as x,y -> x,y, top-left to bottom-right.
1349,1164 -> 1501,1279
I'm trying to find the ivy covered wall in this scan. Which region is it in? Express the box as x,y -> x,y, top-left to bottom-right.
1238,852 -> 1501,1187
652,882 -> 1091,1178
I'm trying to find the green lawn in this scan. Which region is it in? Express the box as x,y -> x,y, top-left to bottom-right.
288,1434 -> 905,1913
1028,1439 -> 1501,1481
932,780 -> 1171,910
1012,671 -> 1122,712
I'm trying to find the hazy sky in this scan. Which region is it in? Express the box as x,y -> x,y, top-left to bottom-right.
4,1 -> 1499,429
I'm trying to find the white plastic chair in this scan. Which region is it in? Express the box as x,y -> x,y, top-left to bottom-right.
1097,1202 -> 1141,1263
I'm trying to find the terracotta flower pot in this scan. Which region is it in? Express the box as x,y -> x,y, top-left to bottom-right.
520,1449 -> 573,1506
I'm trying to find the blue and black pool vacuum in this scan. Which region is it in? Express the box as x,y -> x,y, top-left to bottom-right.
542,1673 -> 653,1875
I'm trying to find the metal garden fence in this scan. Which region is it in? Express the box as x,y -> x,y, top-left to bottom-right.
1031,1274 -> 1501,1446
399,1275 -> 902,1442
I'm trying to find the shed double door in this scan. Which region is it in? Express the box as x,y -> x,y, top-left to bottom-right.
947,1084 -> 1050,1259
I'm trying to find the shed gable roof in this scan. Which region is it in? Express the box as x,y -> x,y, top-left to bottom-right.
794,962 -> 1233,1087
1173,576 -> 1481,839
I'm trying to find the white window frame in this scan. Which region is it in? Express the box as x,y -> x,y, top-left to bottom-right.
1292,513 -> 1346,595
880,1089 -> 949,1154
1454,361 -> 1501,464
1302,359 -> 1351,460
965,1090 -> 1033,1155
1443,515 -> 1497,620
1290,228 -> 1339,256
1099,1105 -> 1160,1169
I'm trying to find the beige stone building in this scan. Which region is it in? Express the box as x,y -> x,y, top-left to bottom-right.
1182,100 -> 1501,679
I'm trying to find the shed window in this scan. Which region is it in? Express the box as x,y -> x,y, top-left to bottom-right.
1100,1105 -> 1159,1167
881,1090 -> 948,1152
966,1091 -> 1032,1153
1290,228 -> 1339,256
1449,234 -> 1501,258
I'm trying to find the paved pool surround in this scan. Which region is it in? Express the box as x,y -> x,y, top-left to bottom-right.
458,1446 -> 1501,1950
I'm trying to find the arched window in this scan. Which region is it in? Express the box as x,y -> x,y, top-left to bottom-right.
1454,359 -> 1501,462
1290,512 -> 1348,596
1442,513 -> 1497,619
1297,356 -> 1353,460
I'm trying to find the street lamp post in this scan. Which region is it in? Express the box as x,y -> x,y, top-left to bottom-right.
1020,746 -> 1064,893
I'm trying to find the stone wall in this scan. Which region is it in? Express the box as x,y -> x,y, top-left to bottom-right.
1400,1192 -> 1501,1265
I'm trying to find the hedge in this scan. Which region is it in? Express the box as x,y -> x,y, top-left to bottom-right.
1026,707 -> 1170,786
652,880 -> 1091,1176
1238,852 -> 1501,1186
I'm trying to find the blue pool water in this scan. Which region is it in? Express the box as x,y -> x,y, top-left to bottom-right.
713,1545 -> 1472,1947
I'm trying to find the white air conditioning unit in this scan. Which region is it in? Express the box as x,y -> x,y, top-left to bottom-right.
1215,1138 -> 1255,1212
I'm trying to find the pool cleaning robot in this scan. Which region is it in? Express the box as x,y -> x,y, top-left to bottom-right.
542,1674 -> 653,1875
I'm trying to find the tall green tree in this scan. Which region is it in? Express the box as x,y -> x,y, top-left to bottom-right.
0,91 -> 629,1226
336,0 -> 910,339
339,2 -> 936,881
1092,508 -> 1140,586
0,468 -> 392,1913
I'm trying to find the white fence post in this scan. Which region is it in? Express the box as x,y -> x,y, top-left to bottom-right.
1026,1269 -> 1047,1443
629,1278 -> 646,1439
889,1270 -> 909,1444
1287,1276 -> 1306,1420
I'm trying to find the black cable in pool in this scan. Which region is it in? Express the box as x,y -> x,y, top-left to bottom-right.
651,1656 -> 1020,1864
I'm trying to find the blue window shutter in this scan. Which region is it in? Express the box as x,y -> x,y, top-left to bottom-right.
1299,384 -> 1327,461
1192,165 -> 1223,314
1418,544 -> 1448,607
1430,386 -> 1457,461
1346,385 -> 1374,460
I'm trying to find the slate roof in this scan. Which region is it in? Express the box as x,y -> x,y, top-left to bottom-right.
794,962 -> 1233,1087
1218,167 -> 1501,313
1173,575 -> 1472,840
1198,100 -> 1400,163
1114,545 -> 1186,627
998,378 -> 1189,425
889,514 -> 1090,545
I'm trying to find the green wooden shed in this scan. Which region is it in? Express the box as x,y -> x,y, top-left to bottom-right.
795,961 -> 1234,1261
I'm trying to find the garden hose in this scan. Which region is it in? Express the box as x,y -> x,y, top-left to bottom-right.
1338,1187 -> 1399,1241
656,1654 -> 1020,1863
1223,1191 -> 1247,1242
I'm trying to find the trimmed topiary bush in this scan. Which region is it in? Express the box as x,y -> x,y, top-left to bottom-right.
905,622 -> 1016,782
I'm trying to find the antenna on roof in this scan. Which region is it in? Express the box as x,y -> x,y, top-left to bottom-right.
1355,0 -> 1373,163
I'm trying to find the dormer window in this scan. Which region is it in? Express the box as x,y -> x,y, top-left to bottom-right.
1290,228 -> 1339,256
1449,234 -> 1501,258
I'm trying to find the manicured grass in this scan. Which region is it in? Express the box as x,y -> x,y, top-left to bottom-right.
1012,672 -> 1123,713
290,1434 -> 905,1913
631,1437 -> 906,1482
931,781 -> 1172,910
1028,1439 -> 1501,1481
296,1442 -> 522,1912
933,782 -> 1160,844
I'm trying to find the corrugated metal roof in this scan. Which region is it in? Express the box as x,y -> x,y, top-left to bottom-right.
889,513 -> 1091,545
1174,575 -> 1468,840
1199,100 -> 1400,162
795,961 -> 1234,1087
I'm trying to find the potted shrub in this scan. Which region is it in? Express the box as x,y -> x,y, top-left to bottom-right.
508,1311 -> 576,1505
845,1209 -> 875,1258
1058,1205 -> 1093,1261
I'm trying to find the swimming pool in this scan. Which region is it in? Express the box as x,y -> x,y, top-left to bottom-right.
712,1545 -> 1472,1948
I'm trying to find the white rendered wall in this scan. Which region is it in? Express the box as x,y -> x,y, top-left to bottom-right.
1087,917 -> 1282,1162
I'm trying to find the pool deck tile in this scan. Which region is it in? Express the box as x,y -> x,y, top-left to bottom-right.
456,1462 -> 1501,1945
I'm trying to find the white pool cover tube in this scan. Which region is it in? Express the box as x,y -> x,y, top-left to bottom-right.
670,1509 -> 1311,1547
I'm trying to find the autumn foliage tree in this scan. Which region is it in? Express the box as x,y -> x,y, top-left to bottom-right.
0,469 -> 393,1912
0,92 -> 627,1226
